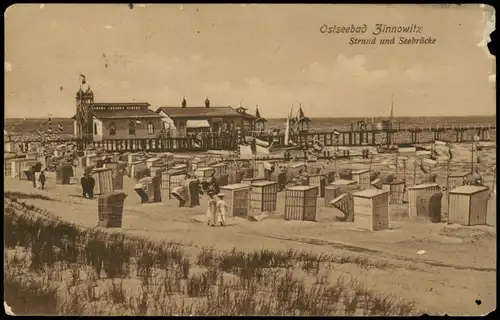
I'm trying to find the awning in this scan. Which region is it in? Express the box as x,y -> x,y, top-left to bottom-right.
186,120 -> 210,129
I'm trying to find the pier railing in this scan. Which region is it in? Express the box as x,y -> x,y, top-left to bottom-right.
382,122 -> 495,132
323,122 -> 496,133
79,136 -> 238,153
15,122 -> 496,153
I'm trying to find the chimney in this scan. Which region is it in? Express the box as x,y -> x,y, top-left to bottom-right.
181,96 -> 187,108
205,96 -> 210,108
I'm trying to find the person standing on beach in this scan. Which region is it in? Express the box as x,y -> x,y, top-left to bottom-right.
206,191 -> 217,227
81,172 -> 95,199
39,169 -> 47,190
216,193 -> 228,227
31,161 -> 42,188
209,172 -> 220,195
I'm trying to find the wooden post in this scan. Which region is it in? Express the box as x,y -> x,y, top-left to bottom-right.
334,136 -> 338,174
446,156 -> 451,224
395,152 -> 399,178
471,141 -> 474,174
403,158 -> 407,184
491,165 -> 496,199
413,159 -> 417,185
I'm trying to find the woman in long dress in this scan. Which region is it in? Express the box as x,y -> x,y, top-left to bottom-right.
216,193 -> 228,227
206,192 -> 217,227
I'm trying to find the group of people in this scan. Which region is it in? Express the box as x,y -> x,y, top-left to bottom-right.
204,172 -> 228,227
169,171 -> 228,227
80,172 -> 96,199
206,193 -> 228,227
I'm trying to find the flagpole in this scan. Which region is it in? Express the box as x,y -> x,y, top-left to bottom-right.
471,140 -> 474,174
413,159 -> 417,185
395,151 -> 399,179
402,158 -> 407,185
446,155 -> 451,224
491,165 -> 496,198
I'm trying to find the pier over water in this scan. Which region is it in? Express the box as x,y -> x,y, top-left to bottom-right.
8,121 -> 495,153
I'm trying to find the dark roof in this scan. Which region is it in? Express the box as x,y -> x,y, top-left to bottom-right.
255,108 -> 267,122
291,116 -> 312,124
71,108 -> 162,120
83,102 -> 150,107
85,87 -> 94,95
156,106 -> 241,118
94,109 -> 162,119
241,113 -> 258,121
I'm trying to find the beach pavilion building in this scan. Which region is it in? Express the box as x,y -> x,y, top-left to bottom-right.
70,85 -> 164,142
155,98 -> 260,137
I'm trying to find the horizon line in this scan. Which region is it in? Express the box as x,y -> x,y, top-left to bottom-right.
4,114 -> 496,121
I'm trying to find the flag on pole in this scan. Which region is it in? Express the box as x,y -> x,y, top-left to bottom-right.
80,73 -> 87,85
333,129 -> 340,136
135,120 -> 142,124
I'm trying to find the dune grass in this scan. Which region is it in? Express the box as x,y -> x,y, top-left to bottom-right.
4,198 -> 421,316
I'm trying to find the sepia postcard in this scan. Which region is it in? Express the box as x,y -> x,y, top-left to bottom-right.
4,3 -> 496,316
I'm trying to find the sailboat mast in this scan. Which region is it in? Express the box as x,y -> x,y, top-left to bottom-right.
390,94 -> 394,120
285,105 -> 293,146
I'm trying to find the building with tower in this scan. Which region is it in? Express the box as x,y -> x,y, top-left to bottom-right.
70,76 -> 267,142
71,83 -> 163,142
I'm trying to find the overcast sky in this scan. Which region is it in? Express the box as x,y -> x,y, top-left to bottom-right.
4,4 -> 496,119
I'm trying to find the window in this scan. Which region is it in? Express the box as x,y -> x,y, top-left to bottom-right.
161,121 -> 169,133
129,121 -> 136,135
109,122 -> 116,136
147,121 -> 154,135
94,123 -> 98,135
